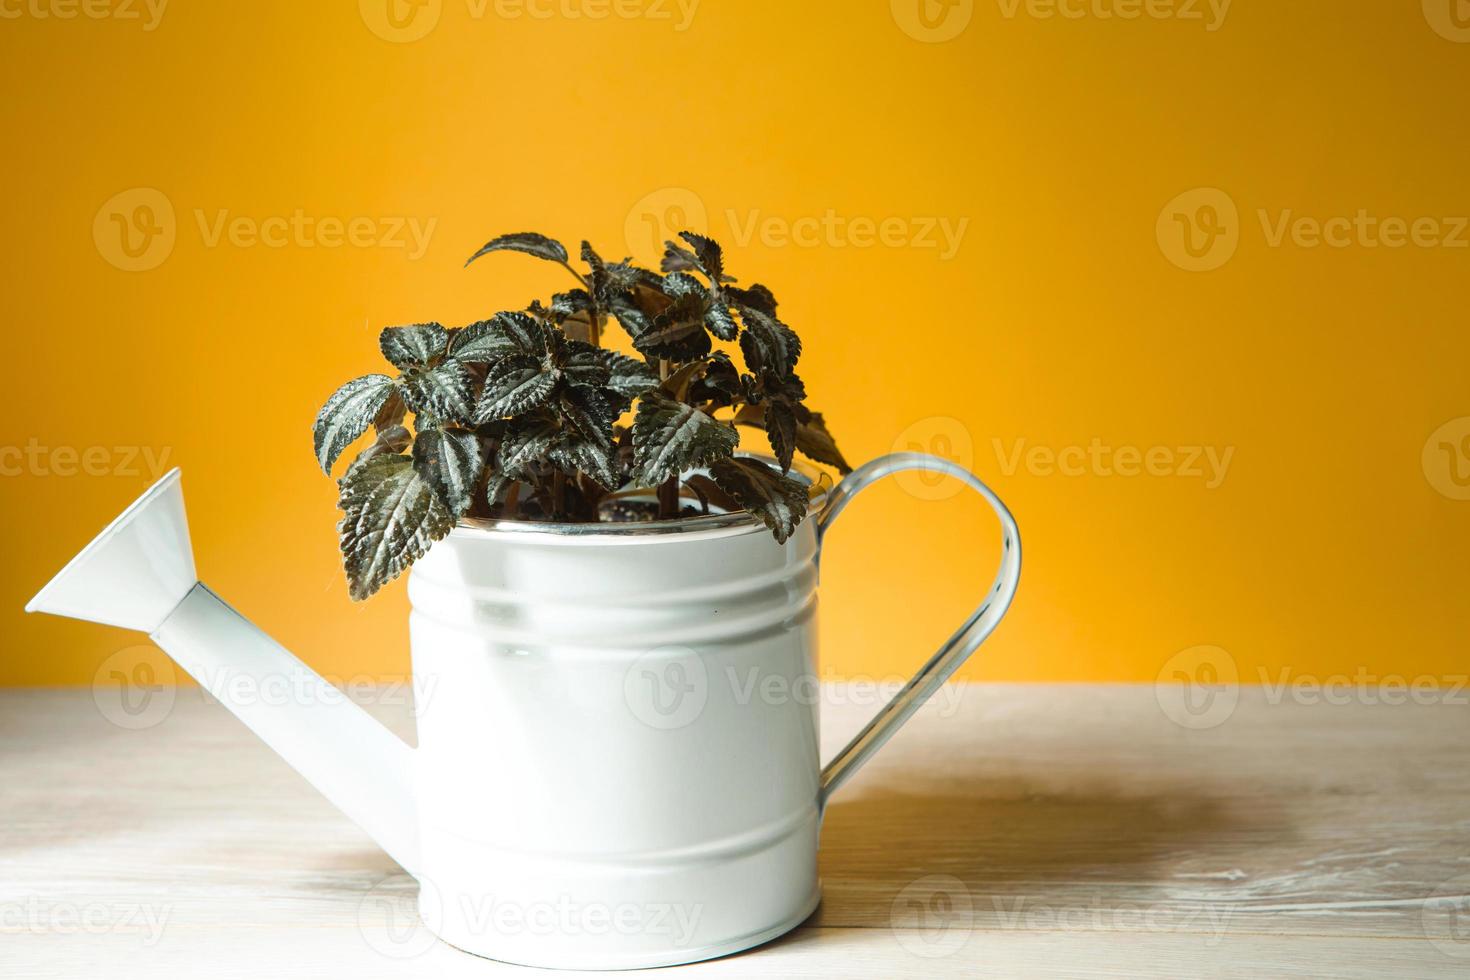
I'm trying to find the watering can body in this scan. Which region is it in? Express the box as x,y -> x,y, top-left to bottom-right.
26,456 -> 1020,970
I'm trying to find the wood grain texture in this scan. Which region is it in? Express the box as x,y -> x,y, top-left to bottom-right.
2,684 -> 1467,978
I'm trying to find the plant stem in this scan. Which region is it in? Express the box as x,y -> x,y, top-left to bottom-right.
551,474 -> 566,519
657,475 -> 679,520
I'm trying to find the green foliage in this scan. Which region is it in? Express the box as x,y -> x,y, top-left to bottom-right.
313,229 -> 849,599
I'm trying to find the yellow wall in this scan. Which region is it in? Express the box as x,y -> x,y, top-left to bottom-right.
2,1 -> 1467,688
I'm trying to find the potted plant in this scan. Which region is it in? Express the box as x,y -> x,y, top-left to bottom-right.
312,231 -> 851,599
27,229 -> 1020,971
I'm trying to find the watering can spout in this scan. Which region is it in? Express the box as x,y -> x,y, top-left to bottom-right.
25,470 -> 420,875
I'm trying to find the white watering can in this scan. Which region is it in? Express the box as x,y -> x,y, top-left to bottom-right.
26,455 -> 1020,969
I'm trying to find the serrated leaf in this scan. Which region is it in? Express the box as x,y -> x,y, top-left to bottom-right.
738,307 -> 802,377
451,312 -> 551,363
597,348 -> 659,399
709,456 -> 809,544
603,260 -> 660,293
551,289 -> 594,318
704,303 -> 739,341
796,412 -> 851,474
380,324 -> 447,370
402,359 -> 475,423
497,417 -> 559,480
475,356 -> 558,422
678,230 -> 724,282
607,295 -> 653,339
661,239 -> 702,274
765,399 -> 798,473
412,426 -> 483,519
373,389 -> 407,433
661,271 -> 705,299
728,283 -> 778,317
561,343 -> 613,389
549,434 -> 620,491
632,391 -> 739,487
560,386 -> 616,447
314,374 -> 397,473
466,232 -> 568,267
337,454 -> 453,601
634,292 -> 712,360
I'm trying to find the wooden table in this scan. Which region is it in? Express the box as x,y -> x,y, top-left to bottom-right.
3,684 -> 1466,978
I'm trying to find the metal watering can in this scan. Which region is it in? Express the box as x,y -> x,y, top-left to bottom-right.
26,454 -> 1020,969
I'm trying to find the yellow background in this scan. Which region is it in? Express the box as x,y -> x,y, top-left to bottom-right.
2,0 -> 1467,687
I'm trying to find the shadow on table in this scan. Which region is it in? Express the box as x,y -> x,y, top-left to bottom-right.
814,775 -> 1288,926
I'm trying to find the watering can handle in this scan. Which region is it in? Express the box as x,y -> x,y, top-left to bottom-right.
815,452 -> 1022,804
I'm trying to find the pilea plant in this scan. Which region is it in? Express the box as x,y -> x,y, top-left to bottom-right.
313,231 -> 849,600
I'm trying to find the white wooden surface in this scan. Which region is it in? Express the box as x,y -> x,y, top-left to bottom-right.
2,683 -> 1467,978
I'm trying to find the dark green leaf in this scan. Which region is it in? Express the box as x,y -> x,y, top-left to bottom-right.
380,323 -> 447,370
313,374 -> 397,473
561,343 -> 614,389
634,291 -> 712,360
765,399 -> 798,473
373,389 -> 407,433
796,411 -> 851,474
451,312 -> 551,363
549,434 -> 620,491
608,295 -> 654,339
728,283 -> 778,317
412,426 -> 483,519
596,348 -> 659,399
709,456 -> 809,544
337,454 -> 453,601
738,307 -> 802,377
661,239 -> 702,274
678,231 -> 724,282
402,360 -> 475,422
466,232 -> 569,267
498,417 -> 560,479
476,355 -> 559,422
632,391 -> 739,487
560,386 -> 616,447
704,303 -> 739,341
